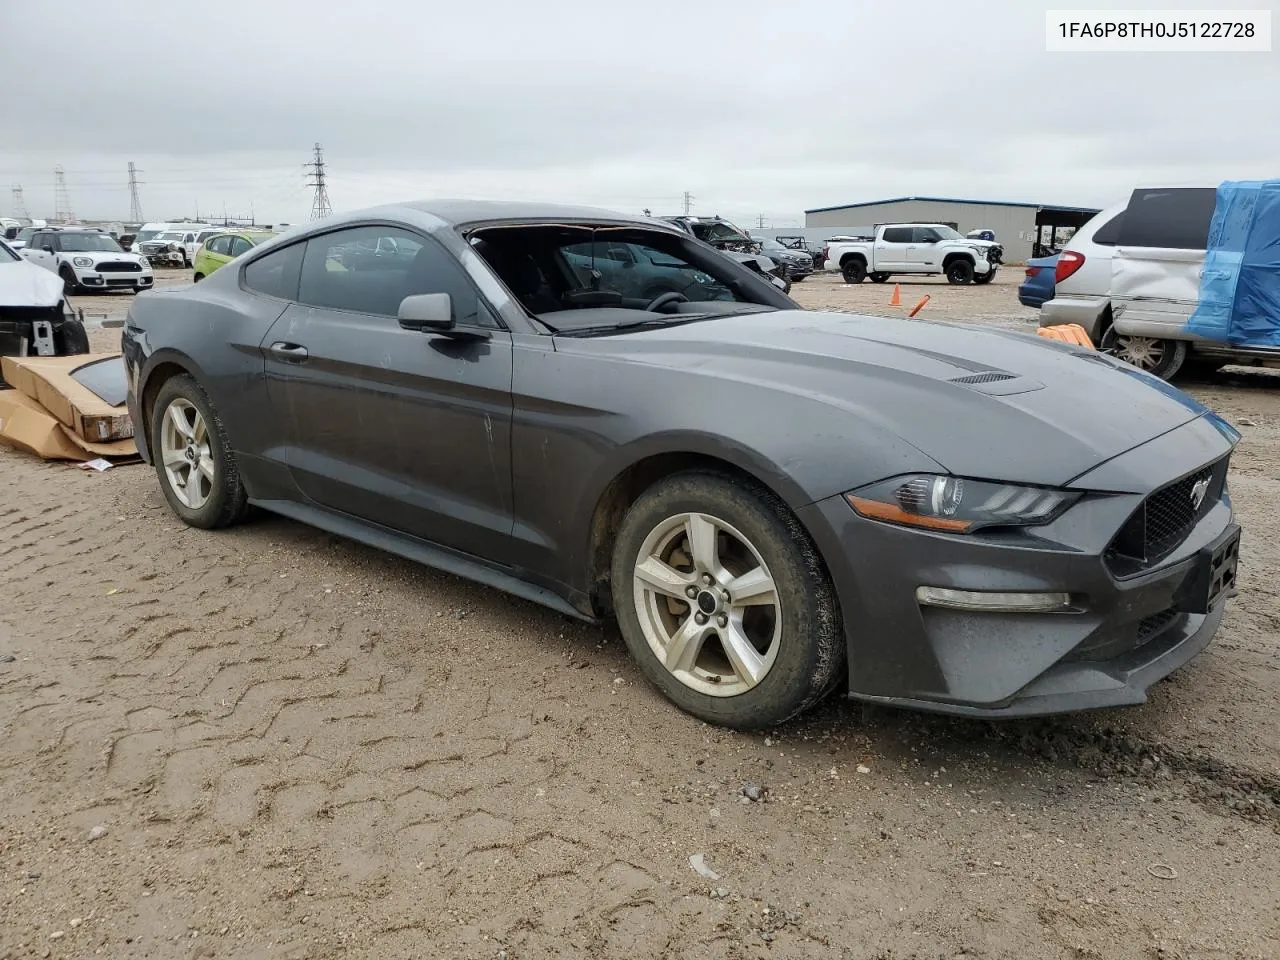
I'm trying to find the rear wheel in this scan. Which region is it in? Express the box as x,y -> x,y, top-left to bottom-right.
869,272 -> 890,283
151,375 -> 249,530
945,259 -> 974,284
611,471 -> 844,729
1100,327 -> 1187,381
841,259 -> 867,284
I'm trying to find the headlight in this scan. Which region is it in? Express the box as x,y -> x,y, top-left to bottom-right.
845,474 -> 1079,533
72,256 -> 94,268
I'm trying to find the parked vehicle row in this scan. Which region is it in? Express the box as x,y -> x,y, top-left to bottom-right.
121,198 -> 1241,730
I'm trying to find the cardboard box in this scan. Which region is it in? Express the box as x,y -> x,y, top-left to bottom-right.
0,388 -> 137,460
0,353 -> 134,443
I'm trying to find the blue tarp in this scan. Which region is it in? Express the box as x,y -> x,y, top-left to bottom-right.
1186,180 -> 1280,346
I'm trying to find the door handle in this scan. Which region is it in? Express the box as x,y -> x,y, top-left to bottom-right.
269,341 -> 309,362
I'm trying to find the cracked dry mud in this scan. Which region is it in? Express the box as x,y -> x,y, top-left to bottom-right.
0,272 -> 1277,959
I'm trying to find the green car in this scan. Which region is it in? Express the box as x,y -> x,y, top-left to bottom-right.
192,231 -> 274,282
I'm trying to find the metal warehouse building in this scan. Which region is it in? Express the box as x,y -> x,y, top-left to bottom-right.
804,196 -> 1102,264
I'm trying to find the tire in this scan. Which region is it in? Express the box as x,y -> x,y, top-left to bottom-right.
150,374 -> 250,530
945,259 -> 974,284
1099,327 -> 1187,381
841,259 -> 867,284
972,268 -> 997,285
869,272 -> 890,283
53,317 -> 90,355
611,470 -> 844,730
193,273 -> 204,283
790,274 -> 806,283
59,266 -> 80,296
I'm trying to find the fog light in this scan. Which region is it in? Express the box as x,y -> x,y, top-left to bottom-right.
916,587 -> 1071,613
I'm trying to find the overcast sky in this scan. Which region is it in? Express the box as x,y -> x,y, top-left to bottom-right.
1,0 -> 1277,226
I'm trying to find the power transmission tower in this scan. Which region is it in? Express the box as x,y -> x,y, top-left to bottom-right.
682,191 -> 694,215
54,166 -> 76,222
306,142 -> 333,220
127,162 -> 144,222
10,184 -> 29,220
757,213 -> 767,229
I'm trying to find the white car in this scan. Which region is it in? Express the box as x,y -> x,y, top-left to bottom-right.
134,223 -> 217,266
1039,185 -> 1261,380
20,227 -> 155,295
824,223 -> 1002,285
0,238 -> 89,364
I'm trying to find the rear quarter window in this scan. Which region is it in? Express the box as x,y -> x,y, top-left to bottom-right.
1089,211 -> 1124,246
1116,188 -> 1216,250
242,242 -> 304,300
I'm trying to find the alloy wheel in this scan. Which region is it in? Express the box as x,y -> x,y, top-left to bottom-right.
632,512 -> 782,697
1109,334 -> 1165,372
159,398 -> 214,509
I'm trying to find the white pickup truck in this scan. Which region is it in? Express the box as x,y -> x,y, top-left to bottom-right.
825,224 -> 1002,285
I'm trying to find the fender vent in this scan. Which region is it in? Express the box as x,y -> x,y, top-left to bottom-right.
950,372 -> 1017,385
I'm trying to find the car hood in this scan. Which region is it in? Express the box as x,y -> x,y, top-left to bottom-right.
0,260 -> 64,307
577,310 -> 1211,488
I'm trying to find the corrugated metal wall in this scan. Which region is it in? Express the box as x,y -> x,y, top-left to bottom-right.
805,200 -> 1040,264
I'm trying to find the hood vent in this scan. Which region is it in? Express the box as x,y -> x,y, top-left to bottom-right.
950,371 -> 1017,385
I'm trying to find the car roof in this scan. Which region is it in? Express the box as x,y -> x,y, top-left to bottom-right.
379,199 -> 659,228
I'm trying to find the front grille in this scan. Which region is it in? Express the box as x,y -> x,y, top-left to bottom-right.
1106,457 -> 1229,575
105,278 -> 137,287
96,261 -> 142,273
1136,609 -> 1178,644
951,372 -> 1016,385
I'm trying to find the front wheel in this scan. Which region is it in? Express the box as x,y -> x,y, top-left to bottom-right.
192,273 -> 204,283
53,317 -> 90,355
59,266 -> 80,296
841,259 -> 867,284
151,374 -> 250,530
973,268 -> 997,285
1100,327 -> 1187,380
945,260 -> 974,284
611,471 -> 844,729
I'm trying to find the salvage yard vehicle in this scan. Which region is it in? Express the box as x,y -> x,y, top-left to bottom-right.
192,230 -> 274,281
827,223 -> 1002,285
660,216 -> 791,292
124,200 -> 1242,728
0,238 -> 89,380
774,235 -> 827,270
1040,183 -> 1280,381
19,227 -> 154,295
757,238 -> 814,282
1019,254 -> 1059,308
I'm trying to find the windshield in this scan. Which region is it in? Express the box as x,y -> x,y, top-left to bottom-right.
156,231 -> 186,241
760,239 -> 788,253
932,226 -> 964,240
470,225 -> 782,332
135,230 -> 161,242
60,233 -> 124,253
0,240 -> 18,262
15,228 -> 36,243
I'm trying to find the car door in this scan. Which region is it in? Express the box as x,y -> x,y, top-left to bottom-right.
21,232 -> 58,273
1110,187 -> 1216,337
206,234 -> 234,268
906,226 -> 943,269
261,223 -> 516,560
873,226 -> 913,271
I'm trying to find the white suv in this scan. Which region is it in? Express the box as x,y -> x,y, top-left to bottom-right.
20,227 -> 155,295
1039,186 -> 1260,380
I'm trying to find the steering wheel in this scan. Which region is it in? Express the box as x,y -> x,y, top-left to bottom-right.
645,291 -> 689,313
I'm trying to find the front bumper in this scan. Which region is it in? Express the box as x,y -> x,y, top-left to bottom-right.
798,420 -> 1237,717
75,269 -> 154,290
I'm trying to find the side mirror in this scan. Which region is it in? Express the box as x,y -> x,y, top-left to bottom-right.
398,292 -> 454,332
41,244 -> 54,254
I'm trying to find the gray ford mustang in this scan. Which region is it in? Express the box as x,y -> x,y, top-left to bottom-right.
122,201 -> 1242,729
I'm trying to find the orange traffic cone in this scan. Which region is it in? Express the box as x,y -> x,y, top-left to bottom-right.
1036,324 -> 1095,348
889,283 -> 901,307
907,295 -> 930,318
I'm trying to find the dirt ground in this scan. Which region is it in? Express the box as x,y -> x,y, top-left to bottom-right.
1,268 -> 1278,960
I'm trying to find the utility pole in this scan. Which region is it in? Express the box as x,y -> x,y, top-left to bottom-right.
682,191 -> 694,215
10,184 -> 29,220
757,213 -> 767,229
127,162 -> 144,222
306,142 -> 333,220
54,166 -> 75,223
